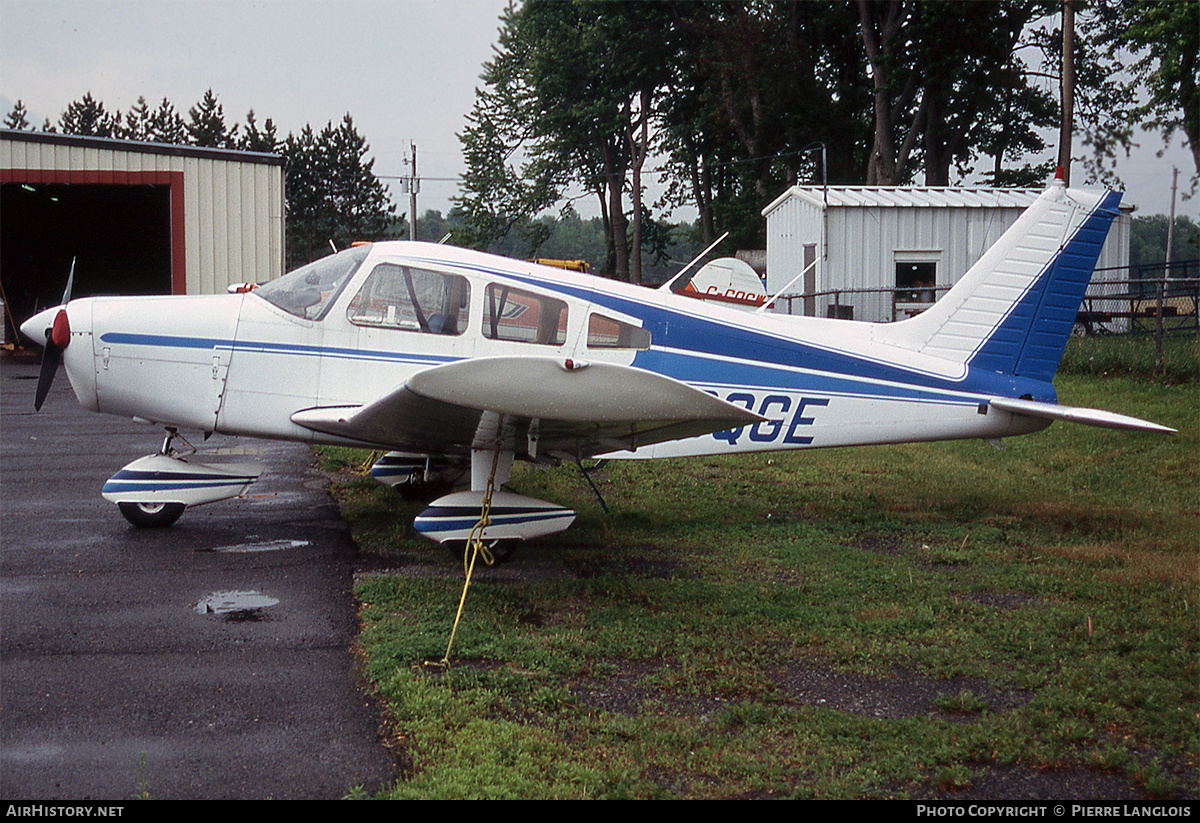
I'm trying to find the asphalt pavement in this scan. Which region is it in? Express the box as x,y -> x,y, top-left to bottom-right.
1,354 -> 396,799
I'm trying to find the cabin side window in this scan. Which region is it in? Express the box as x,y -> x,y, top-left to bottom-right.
482,284 -> 568,345
586,313 -> 651,350
347,264 -> 470,334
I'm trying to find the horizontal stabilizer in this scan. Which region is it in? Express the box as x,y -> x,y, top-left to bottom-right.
989,397 -> 1176,434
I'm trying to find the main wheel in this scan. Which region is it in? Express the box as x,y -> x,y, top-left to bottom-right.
445,539 -> 518,566
118,501 -> 186,528
396,477 -> 455,502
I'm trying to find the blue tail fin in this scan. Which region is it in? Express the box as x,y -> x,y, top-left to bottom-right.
891,181 -> 1121,382
968,190 -> 1121,381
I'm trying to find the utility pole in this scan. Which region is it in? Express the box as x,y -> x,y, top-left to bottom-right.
1155,166 -> 1178,373
1166,166 -> 1178,278
403,142 -> 419,241
1057,0 -> 1075,185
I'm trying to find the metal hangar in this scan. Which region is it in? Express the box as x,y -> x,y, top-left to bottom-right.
1,129 -> 284,343
762,185 -> 1132,323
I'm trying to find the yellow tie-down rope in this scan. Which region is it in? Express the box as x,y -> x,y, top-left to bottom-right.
440,440 -> 502,666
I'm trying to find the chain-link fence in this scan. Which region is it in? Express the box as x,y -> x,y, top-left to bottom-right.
1078,262 -> 1199,338
773,261 -> 1199,339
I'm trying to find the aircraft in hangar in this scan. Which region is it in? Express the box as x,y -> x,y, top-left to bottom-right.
21,175 -> 1174,560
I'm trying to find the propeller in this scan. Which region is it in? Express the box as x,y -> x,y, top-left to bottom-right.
33,259 -> 75,412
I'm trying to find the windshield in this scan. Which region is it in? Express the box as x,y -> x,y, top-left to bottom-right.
254,246 -> 371,319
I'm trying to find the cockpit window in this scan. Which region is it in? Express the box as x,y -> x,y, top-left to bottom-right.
347,263 -> 470,335
254,246 -> 370,320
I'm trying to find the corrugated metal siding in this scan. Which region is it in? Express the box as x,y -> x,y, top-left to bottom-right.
764,185 -> 1130,322
1,131 -> 283,294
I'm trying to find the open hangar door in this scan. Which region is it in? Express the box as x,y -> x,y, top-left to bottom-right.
2,181 -> 173,345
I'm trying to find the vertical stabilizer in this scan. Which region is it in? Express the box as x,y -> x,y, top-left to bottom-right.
890,180 -> 1121,382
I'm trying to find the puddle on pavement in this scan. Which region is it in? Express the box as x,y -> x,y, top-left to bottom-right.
210,538 -> 309,553
195,590 -> 279,622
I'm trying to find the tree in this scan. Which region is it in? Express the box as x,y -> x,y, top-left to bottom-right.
186,89 -> 237,148
322,115 -> 395,246
239,110 -> 280,153
148,97 -> 187,144
455,13 -> 562,256
1125,1 -> 1199,174
4,100 -> 31,130
282,117 -> 395,268
457,0 -> 677,282
1130,214 -> 1200,272
664,1 -> 868,250
857,0 -> 1057,186
457,0 -> 1165,271
57,92 -> 118,137
121,96 -> 154,142
1081,0 -> 1198,189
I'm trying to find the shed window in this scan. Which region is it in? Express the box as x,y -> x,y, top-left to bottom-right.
896,261 -> 937,303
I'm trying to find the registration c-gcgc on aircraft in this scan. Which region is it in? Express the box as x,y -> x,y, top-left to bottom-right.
21,173 -> 1176,562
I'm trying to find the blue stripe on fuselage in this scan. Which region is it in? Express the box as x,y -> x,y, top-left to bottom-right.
98,332 -> 454,367
475,273 -> 1056,404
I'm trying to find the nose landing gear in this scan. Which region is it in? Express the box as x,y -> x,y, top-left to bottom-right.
103,428 -> 262,528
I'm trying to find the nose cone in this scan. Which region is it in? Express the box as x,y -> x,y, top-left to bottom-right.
20,306 -> 61,345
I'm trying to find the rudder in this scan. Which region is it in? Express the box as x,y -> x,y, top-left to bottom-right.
888,179 -> 1121,382
969,189 -> 1121,381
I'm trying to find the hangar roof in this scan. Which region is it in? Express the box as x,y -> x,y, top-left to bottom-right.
764,185 -> 1044,216
0,128 -> 284,166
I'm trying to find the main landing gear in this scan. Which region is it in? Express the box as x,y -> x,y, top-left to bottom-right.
408,442 -> 576,566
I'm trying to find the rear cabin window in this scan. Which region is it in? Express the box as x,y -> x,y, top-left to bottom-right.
587,313 -> 651,349
347,264 -> 470,334
482,284 -> 568,345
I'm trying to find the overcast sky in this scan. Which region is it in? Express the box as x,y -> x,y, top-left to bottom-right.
2,0 -> 1194,222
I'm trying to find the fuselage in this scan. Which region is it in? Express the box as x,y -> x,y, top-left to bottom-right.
44,240 -> 1051,461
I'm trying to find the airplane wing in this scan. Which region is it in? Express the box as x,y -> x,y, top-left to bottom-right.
989,397 -> 1177,434
290,356 -> 765,459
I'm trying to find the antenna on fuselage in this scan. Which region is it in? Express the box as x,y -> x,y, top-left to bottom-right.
756,257 -> 817,315
660,232 -> 728,293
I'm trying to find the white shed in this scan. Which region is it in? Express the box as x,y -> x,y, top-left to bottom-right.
2,130 -> 284,337
762,185 -> 1132,323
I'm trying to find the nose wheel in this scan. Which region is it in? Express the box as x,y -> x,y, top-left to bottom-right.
103,428 -> 262,528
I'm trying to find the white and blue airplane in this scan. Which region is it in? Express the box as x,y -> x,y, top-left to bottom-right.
21,176 -> 1174,556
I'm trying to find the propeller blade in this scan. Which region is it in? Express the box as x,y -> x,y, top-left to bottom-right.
32,307 -> 71,411
34,335 -> 62,411
61,258 -> 75,306
28,261 -> 76,411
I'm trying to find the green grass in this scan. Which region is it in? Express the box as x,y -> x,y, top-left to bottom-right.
320,369 -> 1198,799
1059,333 -> 1200,382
